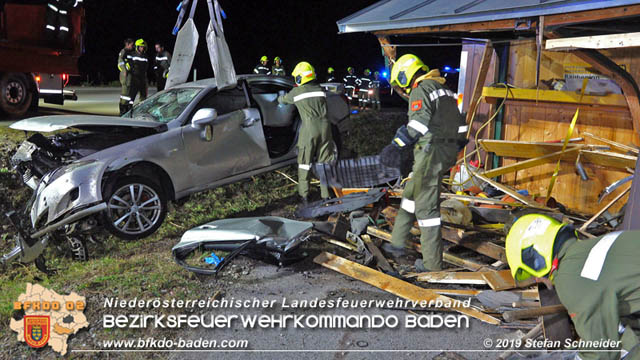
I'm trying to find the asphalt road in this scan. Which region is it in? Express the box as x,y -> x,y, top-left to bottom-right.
0,86 -> 158,126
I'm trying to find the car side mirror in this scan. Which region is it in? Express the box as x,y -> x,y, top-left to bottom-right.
191,108 -> 217,128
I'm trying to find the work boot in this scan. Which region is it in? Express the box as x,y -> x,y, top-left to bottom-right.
381,243 -> 407,258
414,259 -> 429,272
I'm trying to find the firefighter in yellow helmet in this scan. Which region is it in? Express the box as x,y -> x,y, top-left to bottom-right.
254,55 -> 271,75
277,62 -> 336,204
506,214 -> 640,360
380,54 -> 467,272
272,56 -> 286,76
117,38 -> 134,115
124,39 -> 149,112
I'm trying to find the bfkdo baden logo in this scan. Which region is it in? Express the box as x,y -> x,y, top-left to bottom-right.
24,315 -> 50,348
10,283 -> 89,355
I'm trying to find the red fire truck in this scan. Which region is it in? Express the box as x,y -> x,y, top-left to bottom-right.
0,1 -> 84,117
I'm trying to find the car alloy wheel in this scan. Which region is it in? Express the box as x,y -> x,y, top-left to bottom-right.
102,176 -> 167,239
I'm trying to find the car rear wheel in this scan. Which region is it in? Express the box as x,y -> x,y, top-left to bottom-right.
102,176 -> 167,240
0,73 -> 33,117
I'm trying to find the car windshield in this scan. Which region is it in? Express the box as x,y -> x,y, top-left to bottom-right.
126,88 -> 202,123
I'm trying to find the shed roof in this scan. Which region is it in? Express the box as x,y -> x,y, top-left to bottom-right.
337,0 -> 640,34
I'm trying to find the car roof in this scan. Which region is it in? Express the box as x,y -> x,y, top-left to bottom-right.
171,74 -> 294,90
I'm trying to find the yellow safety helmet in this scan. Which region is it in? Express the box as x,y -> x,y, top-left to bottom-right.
390,54 -> 429,88
291,61 -> 316,85
328,67 -> 334,73
347,66 -> 354,73
505,214 -> 570,282
364,69 -> 371,75
260,55 -> 268,62
274,56 -> 281,63
135,38 -> 146,47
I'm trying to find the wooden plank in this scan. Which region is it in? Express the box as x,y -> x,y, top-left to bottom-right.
482,86 -> 628,107
546,32 -> 640,51
313,252 -> 501,325
467,42 -> 494,125
481,147 -> 581,179
579,149 -> 638,169
539,285 -> 573,348
415,271 -> 487,285
583,132 -> 639,155
361,234 -> 394,273
442,228 -> 507,262
482,271 -> 518,291
324,237 -> 358,252
503,304 -> 566,323
479,139 -> 584,158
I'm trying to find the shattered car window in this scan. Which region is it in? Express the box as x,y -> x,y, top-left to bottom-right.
127,88 -> 202,123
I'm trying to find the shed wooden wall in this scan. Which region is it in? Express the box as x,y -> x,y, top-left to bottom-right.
497,42 -> 637,214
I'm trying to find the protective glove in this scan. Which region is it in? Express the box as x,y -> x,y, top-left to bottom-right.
164,70 -> 169,79
391,125 -> 418,149
125,63 -> 131,71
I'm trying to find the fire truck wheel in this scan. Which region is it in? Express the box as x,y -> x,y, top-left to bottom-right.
0,73 -> 33,117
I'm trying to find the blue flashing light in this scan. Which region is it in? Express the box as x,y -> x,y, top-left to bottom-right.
351,110 -> 359,114
456,68 -> 460,72
382,71 -> 388,78
444,66 -> 452,72
221,8 -> 227,19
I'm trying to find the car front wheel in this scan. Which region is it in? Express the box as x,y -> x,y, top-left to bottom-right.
102,176 -> 167,240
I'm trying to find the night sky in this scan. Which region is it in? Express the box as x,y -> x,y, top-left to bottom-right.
79,0 -> 459,84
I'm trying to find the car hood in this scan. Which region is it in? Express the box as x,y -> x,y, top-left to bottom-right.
10,115 -> 164,132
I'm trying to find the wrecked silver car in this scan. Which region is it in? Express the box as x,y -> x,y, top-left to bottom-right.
5,75 -> 349,267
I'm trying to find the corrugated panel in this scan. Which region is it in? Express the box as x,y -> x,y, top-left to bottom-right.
337,0 -> 640,33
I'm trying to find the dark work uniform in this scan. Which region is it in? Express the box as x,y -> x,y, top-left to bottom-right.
278,82 -> 336,199
390,77 -> 467,271
254,63 -> 271,75
343,73 -> 358,103
370,76 -> 381,110
272,65 -> 286,76
327,75 -> 336,82
118,47 -> 133,115
44,0 -> 81,46
554,231 -> 640,360
357,75 -> 372,109
154,50 -> 171,91
127,51 -> 149,108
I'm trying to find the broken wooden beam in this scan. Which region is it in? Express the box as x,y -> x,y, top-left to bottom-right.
502,304 -> 566,323
545,32 -> 640,51
583,132 -> 639,155
442,228 -> 506,263
481,148 -> 581,179
361,234 -> 394,273
313,252 -> 501,325
579,185 -> 631,232
479,139 -> 584,158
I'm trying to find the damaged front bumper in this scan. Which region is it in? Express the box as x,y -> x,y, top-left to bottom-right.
2,160 -> 108,267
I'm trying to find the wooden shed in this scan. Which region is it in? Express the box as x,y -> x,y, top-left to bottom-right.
338,0 -> 640,216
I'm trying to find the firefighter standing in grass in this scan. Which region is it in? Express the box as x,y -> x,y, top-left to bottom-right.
505,214 -> 640,360
370,71 -> 382,110
357,68 -> 373,110
381,54 -> 467,272
343,67 -> 358,105
126,39 -> 149,109
118,38 -> 134,115
278,62 -> 336,205
254,56 -> 271,75
272,56 -> 286,76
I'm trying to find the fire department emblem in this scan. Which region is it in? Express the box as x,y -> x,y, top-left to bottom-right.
24,315 -> 50,348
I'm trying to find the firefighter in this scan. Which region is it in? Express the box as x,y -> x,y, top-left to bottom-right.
277,61 -> 336,204
506,214 -> 640,360
118,38 -> 134,115
126,39 -> 149,109
254,56 -> 271,75
272,56 -> 286,76
154,42 -> 171,91
44,0 -> 82,46
343,67 -> 358,106
370,71 -> 382,110
357,69 -> 373,110
327,67 -> 336,82
380,54 -> 467,272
